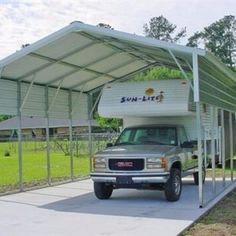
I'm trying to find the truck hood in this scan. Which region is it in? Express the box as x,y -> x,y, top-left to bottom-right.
96,145 -> 176,157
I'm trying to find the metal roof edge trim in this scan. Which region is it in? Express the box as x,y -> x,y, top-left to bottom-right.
0,23 -> 78,67
204,52 -> 236,83
70,22 -> 206,56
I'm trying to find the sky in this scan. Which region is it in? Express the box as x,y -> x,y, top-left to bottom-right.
0,0 -> 235,59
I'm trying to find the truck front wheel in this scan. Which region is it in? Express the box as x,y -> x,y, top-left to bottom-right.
164,168 -> 182,202
94,182 -> 113,199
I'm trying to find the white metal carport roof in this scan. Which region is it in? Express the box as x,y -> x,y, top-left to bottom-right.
0,21 -> 235,117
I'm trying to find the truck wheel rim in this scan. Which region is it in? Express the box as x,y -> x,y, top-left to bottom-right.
174,175 -> 181,195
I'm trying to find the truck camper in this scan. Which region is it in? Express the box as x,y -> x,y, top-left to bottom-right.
91,79 -> 217,201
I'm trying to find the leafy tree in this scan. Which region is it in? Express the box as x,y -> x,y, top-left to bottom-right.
187,15 -> 236,69
97,23 -> 114,30
94,113 -> 122,132
143,16 -> 186,42
133,67 -> 185,81
0,115 -> 11,122
21,44 -> 30,48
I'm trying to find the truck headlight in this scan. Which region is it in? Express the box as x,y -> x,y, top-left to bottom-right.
146,157 -> 167,169
93,157 -> 106,169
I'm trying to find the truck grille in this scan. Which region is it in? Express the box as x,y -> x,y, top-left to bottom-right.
109,159 -> 144,171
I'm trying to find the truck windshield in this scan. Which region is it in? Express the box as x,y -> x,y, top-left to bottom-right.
115,127 -> 177,146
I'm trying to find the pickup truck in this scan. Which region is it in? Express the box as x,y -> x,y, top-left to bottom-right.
91,125 -> 205,201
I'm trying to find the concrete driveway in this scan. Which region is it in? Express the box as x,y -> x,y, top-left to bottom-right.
0,178 -> 235,236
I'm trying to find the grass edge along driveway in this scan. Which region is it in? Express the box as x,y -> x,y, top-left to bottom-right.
182,188 -> 236,236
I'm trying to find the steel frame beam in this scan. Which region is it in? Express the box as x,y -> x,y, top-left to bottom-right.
30,53 -> 117,80
105,37 -> 162,64
88,61 -> 161,94
70,57 -> 139,90
78,31 -> 153,65
47,50 -> 120,86
113,40 -> 191,71
16,41 -> 98,81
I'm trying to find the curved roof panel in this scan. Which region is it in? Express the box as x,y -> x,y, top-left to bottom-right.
0,21 -> 235,111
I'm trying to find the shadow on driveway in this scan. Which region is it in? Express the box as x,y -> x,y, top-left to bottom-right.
39,179 -> 202,221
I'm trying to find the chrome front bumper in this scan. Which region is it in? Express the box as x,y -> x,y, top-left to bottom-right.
91,172 -> 169,184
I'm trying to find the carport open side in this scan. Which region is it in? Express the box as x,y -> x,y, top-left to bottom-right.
0,21 -> 235,207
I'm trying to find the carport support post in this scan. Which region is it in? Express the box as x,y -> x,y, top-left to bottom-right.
193,51 -> 203,207
45,86 -> 51,185
87,90 -> 103,172
69,90 -> 74,180
88,93 -> 93,172
17,81 -> 23,191
210,106 -> 216,194
229,112 -> 233,181
220,110 -> 226,185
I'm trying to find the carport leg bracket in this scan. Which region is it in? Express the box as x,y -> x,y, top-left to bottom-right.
19,74 -> 37,112
168,49 -> 193,90
47,78 -> 64,114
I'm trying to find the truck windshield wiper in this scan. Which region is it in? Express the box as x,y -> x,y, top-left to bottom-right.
141,140 -> 165,145
115,142 -> 134,146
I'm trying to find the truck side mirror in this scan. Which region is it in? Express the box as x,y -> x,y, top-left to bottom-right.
181,141 -> 194,148
106,143 -> 113,148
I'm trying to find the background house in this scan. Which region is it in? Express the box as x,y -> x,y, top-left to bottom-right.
0,116 -> 99,139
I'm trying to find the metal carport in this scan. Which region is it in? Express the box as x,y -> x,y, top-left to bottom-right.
0,21 -> 235,207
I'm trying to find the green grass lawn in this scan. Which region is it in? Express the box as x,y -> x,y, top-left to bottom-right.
0,140 -> 91,192
206,166 -> 236,178
0,140 -> 235,193
182,188 -> 236,236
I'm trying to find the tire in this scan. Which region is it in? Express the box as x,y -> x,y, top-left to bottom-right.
94,182 -> 113,200
193,168 -> 206,185
164,168 -> 182,202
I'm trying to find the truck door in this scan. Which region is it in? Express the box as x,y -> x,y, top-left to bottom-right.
178,127 -> 196,170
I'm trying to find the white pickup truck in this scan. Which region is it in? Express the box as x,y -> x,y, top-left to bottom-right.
91,80 -> 211,201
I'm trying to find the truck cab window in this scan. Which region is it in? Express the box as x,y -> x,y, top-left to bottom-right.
178,127 -> 188,144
